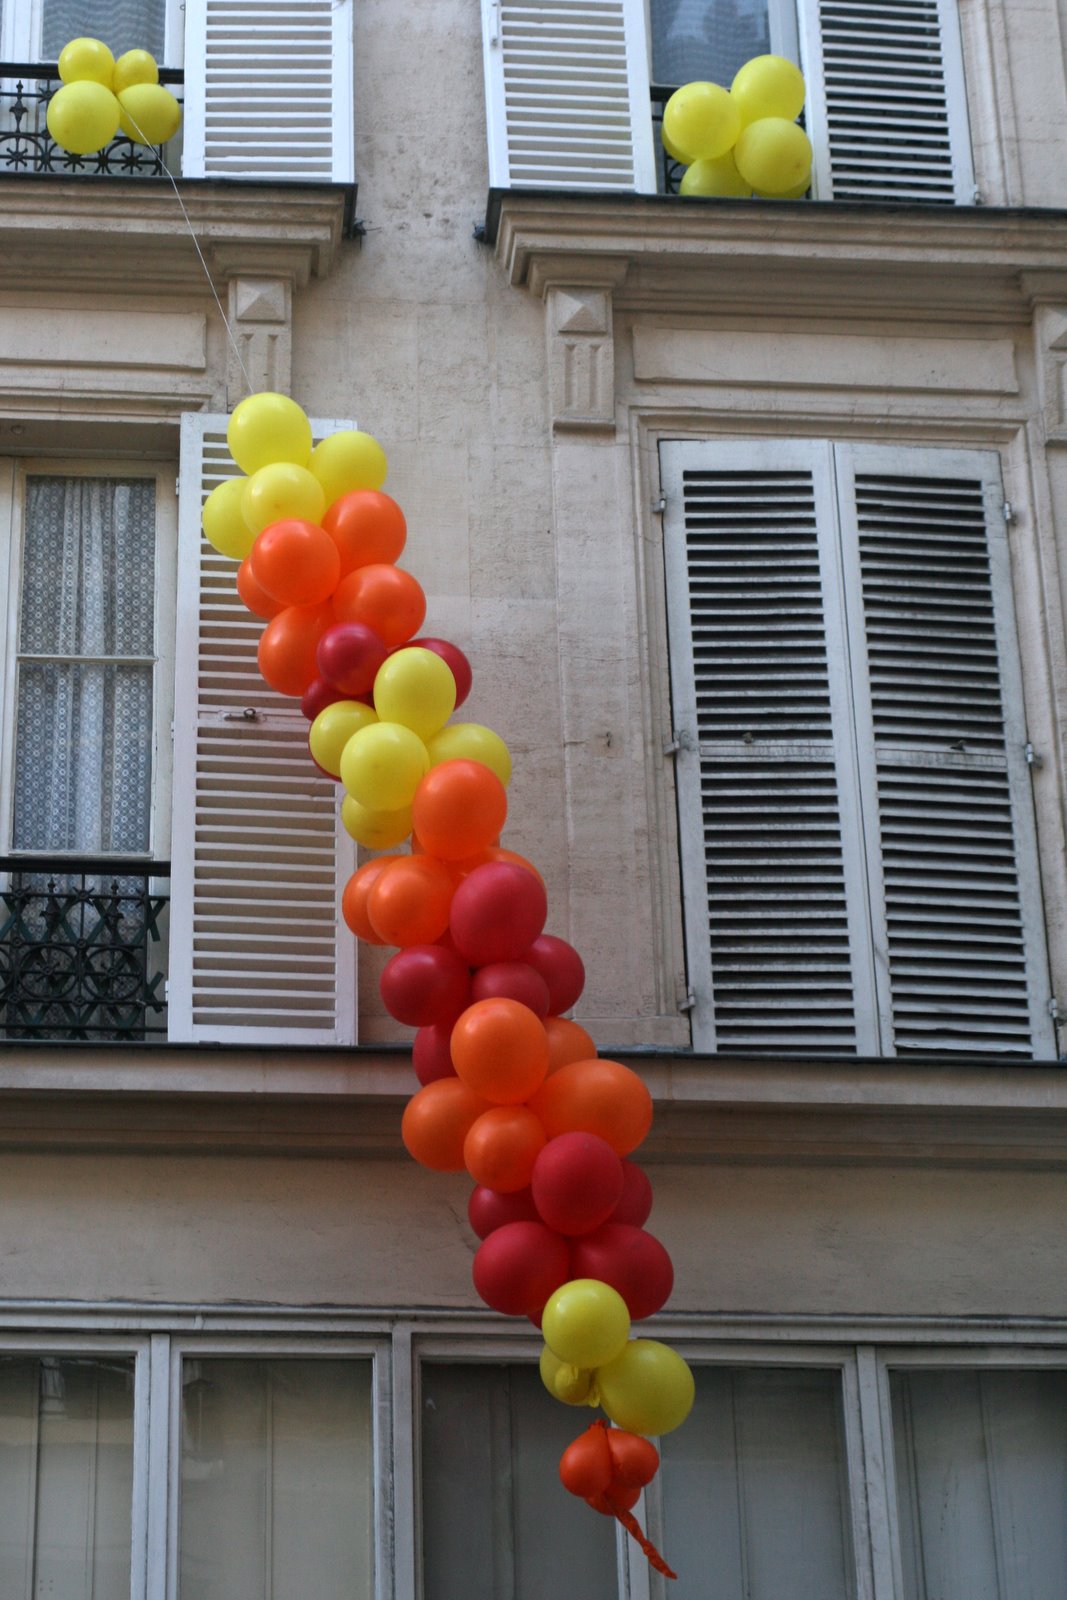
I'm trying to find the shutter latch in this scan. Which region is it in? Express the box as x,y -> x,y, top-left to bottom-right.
651,495 -> 666,516
1025,741 -> 1044,768
223,707 -> 260,722
663,728 -> 692,757
1003,501 -> 1015,525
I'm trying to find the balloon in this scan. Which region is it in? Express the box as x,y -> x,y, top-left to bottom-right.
407,637 -> 472,707
734,118 -> 813,195
544,1016 -> 597,1073
471,1221 -> 570,1316
449,862 -> 547,966
468,1184 -> 540,1239
413,1024 -> 458,1087
662,81 -> 740,162
301,675 -> 347,719
309,431 -> 388,503
374,648 -> 456,741
611,1161 -> 653,1228
402,1078 -> 490,1172
426,722 -> 511,787
412,760 -> 508,860
542,1279 -> 630,1370
570,1223 -> 674,1321
227,392 -> 312,476
339,721 -> 429,811
597,1340 -> 695,1436
117,83 -> 181,144
531,1133 -> 624,1236
367,855 -> 454,947
251,517 -> 340,607
450,997 -> 550,1104
605,1427 -> 660,1490
730,53 -> 806,125
529,1059 -> 652,1156
201,478 -> 254,560
540,1346 -> 596,1405
559,1421 -> 613,1498
680,152 -> 750,197
464,1105 -> 547,1191
257,602 -> 333,697
322,491 -> 406,574
58,36 -> 115,85
380,944 -> 471,1027
340,794 -> 413,850
112,49 -> 158,92
317,622 -> 388,697
308,699 -> 377,777
471,961 -> 550,1019
525,935 -> 585,1014
758,175 -> 811,200
341,856 -> 400,944
237,556 -> 285,619
455,846 -> 543,886
46,81 -> 121,155
242,465 -> 327,537
333,563 -> 426,646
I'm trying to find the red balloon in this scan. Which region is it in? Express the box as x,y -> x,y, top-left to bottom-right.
467,1185 -> 540,1239
531,1132 -> 624,1236
251,519 -> 340,606
322,489 -> 406,574
559,1423 -> 613,1500
449,863 -> 548,966
471,1220 -> 570,1316
406,637 -> 473,707
380,944 -> 471,1027
606,1428 -> 660,1489
569,1222 -> 674,1321
301,676 -> 348,721
412,1023 -> 457,1086
317,621 -> 388,697
525,935 -> 585,1015
589,1485 -> 642,1516
612,1160 -> 653,1227
471,961 -> 551,1019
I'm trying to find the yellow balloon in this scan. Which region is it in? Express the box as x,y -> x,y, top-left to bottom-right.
340,794 -> 414,851
660,123 -> 688,163
227,392 -> 312,476
241,463 -> 326,535
730,54 -> 806,127
117,83 -> 181,145
680,152 -> 751,198
309,430 -> 389,506
339,721 -> 430,812
426,723 -> 512,788
373,648 -> 456,742
539,1346 -> 596,1407
58,36 -> 115,86
662,82 -> 740,163
542,1279 -> 631,1371
734,118 -> 813,195
757,175 -> 811,200
46,81 -> 121,155
597,1339 -> 696,1436
201,477 -> 254,560
309,700 -> 378,777
112,49 -> 158,93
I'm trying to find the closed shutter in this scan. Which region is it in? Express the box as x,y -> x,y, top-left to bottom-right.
168,412 -> 357,1045
182,0 -> 354,182
800,0 -> 974,203
481,0 -> 657,191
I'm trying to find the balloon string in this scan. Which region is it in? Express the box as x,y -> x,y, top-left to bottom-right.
613,1508 -> 677,1582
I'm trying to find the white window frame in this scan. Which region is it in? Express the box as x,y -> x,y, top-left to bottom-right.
0,0 -> 185,66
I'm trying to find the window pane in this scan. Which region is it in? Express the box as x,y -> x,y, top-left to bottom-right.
179,1358 -> 374,1600
42,0 -> 166,61
0,1355 -> 134,1600
651,0 -> 771,89
891,1369 -> 1067,1600
657,1366 -> 854,1600
421,1364 -> 617,1600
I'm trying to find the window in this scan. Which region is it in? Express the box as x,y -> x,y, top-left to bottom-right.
0,0 -> 182,66
649,0 -> 797,93
660,440 -> 1054,1058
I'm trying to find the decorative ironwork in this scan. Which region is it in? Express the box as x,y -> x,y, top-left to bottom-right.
650,86 -> 685,195
0,855 -> 169,1041
0,63 -> 183,177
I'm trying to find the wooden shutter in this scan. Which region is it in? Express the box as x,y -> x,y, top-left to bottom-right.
182,0 -> 354,182
800,0 -> 974,203
168,412 -> 356,1045
481,0 -> 657,191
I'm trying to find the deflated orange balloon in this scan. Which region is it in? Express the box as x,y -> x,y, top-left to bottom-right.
412,760 -> 508,860
257,602 -> 333,697
323,490 -> 407,575
332,563 -> 426,646
544,1016 -> 598,1074
464,1105 -> 547,1192
341,855 -> 402,945
402,1078 -> 491,1172
528,1059 -> 652,1155
367,855 -> 454,947
450,997 -> 550,1103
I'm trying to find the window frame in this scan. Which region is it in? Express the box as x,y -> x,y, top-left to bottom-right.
0,0 -> 185,67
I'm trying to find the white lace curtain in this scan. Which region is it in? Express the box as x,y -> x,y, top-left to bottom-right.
41,0 -> 166,61
650,0 -> 771,89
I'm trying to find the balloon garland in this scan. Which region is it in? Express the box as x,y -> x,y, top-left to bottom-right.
663,53 -> 812,199
204,393 -> 692,1577
47,36 -> 181,156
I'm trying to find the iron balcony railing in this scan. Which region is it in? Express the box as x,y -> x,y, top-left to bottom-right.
650,85 -> 686,196
0,63 -> 183,177
0,855 -> 169,1042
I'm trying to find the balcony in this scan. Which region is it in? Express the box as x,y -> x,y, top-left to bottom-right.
0,63 -> 183,178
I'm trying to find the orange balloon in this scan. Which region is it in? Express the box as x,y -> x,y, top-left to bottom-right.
341,855 -> 402,944
450,997 -> 550,1104
322,490 -> 407,576
544,1016 -> 597,1074
367,855 -> 455,947
237,556 -> 284,619
464,1105 -> 547,1191
454,845 -> 545,886
257,602 -> 333,697
250,519 -> 340,606
402,1078 -> 491,1172
332,563 -> 426,647
412,760 -> 508,860
528,1059 -> 652,1155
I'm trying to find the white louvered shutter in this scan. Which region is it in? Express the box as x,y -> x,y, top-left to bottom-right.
168,413 -> 357,1045
800,0 -> 974,203
182,0 -> 354,182
481,0 -> 657,191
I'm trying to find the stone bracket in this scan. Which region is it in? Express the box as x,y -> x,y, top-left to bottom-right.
226,276 -> 292,408
1034,304 -> 1067,443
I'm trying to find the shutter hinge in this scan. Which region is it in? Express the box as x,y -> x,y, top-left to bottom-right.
1049,997 -> 1059,1023
677,988 -> 697,1014
651,495 -> 666,515
1003,501 -> 1015,525
1025,740 -> 1044,768
175,475 -> 180,496
972,185 -> 983,205
487,0 -> 501,43
663,728 -> 692,758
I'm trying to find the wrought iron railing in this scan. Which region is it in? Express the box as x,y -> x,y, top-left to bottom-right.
0,855 -> 169,1041
650,85 -> 685,196
0,63 -> 183,177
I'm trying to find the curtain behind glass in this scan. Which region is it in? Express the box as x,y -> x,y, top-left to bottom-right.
651,0 -> 771,88
42,0 -> 165,60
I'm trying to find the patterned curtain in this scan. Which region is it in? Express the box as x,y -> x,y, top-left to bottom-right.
650,0 -> 771,89
41,0 -> 166,61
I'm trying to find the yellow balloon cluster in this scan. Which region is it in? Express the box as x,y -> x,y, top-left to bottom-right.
46,37 -> 181,156
663,53 -> 812,200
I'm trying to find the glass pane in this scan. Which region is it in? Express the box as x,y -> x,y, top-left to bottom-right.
651,0 -> 771,88
179,1358 -> 374,1600
0,1355 -> 134,1600
421,1364 -> 617,1600
891,1368 -> 1067,1600
658,1366 -> 854,1599
42,0 -> 166,62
